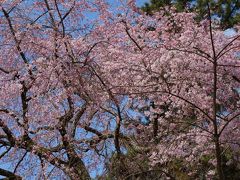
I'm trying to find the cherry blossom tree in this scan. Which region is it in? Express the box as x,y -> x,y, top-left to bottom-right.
0,0 -> 239,179
92,4 -> 240,179
0,0 -> 125,179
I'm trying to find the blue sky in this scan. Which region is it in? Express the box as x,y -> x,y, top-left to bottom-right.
107,0 -> 149,7
136,0 -> 149,6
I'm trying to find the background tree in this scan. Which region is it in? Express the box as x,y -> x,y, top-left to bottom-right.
142,0 -> 240,29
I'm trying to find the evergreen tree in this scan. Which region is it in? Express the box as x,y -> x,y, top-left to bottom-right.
142,0 -> 240,29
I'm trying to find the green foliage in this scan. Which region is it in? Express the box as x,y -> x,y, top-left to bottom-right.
102,151 -> 151,179
100,143 -> 240,180
141,0 -> 240,29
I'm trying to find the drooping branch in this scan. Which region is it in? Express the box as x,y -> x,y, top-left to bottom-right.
0,146 -> 11,159
13,151 -> 28,173
1,7 -> 28,64
0,168 -> 22,180
0,119 -> 16,146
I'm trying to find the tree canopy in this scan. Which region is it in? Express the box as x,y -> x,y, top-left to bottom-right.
0,0 -> 239,179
